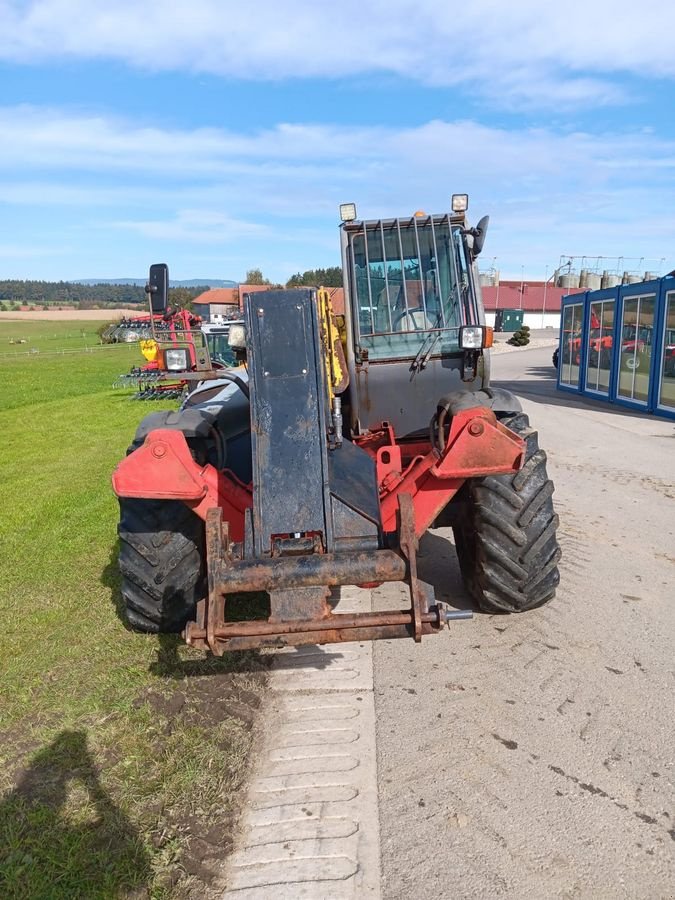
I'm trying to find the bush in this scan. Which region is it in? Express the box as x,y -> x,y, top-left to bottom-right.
508,328 -> 531,347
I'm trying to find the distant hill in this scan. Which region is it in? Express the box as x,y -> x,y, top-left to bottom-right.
74,278 -> 238,288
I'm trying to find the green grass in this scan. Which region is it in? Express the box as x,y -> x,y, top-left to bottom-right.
0,321 -> 266,898
0,318 -> 115,354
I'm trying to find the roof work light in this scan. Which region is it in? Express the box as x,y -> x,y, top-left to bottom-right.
339,203 -> 358,222
451,194 -> 469,213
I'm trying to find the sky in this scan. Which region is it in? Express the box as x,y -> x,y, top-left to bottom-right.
1,1 -> 674,283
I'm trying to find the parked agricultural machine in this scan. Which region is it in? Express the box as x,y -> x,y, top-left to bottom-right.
113,302 -> 242,399
113,197 -> 561,653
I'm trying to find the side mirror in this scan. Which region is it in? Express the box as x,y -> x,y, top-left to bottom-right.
472,216 -> 489,256
146,263 -> 169,314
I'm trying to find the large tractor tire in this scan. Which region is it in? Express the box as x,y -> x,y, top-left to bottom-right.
453,412 -> 561,614
118,498 -> 206,633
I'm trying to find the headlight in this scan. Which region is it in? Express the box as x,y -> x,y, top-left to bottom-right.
227,323 -> 247,350
459,325 -> 493,350
164,348 -> 189,371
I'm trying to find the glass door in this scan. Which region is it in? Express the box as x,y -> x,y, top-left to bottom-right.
559,300 -> 585,388
584,299 -> 615,395
617,293 -> 655,405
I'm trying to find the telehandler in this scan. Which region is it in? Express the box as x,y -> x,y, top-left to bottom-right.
112,196 -> 560,653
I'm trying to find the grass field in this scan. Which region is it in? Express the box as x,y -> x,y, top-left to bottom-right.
0,318 -> 114,354
0,320 -> 266,898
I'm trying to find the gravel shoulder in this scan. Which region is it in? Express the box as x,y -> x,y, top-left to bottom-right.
374,345 -> 675,899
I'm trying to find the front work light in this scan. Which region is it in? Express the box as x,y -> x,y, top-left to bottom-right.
459,325 -> 493,350
451,194 -> 469,213
339,202 -> 357,222
227,323 -> 247,350
164,348 -> 189,371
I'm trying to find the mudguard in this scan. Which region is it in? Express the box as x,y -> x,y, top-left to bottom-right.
437,387 -> 522,416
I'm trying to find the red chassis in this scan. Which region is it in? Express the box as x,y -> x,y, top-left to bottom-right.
113,407 -> 524,538
112,407 -> 525,651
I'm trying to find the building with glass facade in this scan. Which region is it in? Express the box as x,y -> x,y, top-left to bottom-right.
557,275 -> 675,419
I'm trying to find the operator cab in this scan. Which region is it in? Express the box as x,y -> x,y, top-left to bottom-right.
339,197 -> 492,438
348,214 -> 474,358
201,322 -> 242,368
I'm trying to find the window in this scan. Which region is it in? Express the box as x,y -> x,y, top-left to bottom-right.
349,217 -> 467,360
206,332 -> 236,367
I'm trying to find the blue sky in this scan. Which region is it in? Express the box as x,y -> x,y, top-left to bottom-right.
0,1 -> 674,283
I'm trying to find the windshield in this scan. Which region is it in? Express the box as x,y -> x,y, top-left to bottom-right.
205,331 -> 237,367
348,216 -> 472,360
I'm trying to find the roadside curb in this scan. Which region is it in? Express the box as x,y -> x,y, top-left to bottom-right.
223,587 -> 381,898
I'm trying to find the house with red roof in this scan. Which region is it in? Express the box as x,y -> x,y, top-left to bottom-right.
193,284 -> 346,322
480,280 -> 586,330
192,284 -> 273,322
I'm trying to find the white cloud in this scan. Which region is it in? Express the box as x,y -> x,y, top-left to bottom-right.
0,106 -> 384,175
114,209 -> 269,242
1,104 -> 674,278
3,106 -> 675,187
1,1 -> 674,107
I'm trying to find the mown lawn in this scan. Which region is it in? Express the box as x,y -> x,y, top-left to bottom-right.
0,321 -> 266,899
0,318 -> 114,354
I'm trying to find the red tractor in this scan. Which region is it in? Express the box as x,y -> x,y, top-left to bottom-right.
113,199 -> 561,653
115,302 -> 242,399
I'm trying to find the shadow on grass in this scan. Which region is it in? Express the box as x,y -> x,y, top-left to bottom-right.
0,729 -> 150,899
100,538 -> 128,628
149,632 -> 269,678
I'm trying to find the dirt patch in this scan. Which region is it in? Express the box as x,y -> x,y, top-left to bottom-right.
130,666 -> 268,898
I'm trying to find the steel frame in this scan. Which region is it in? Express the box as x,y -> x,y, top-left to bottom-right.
112,406 -> 525,652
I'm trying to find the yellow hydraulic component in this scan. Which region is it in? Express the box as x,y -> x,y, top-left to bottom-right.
318,287 -> 349,400
140,339 -> 158,362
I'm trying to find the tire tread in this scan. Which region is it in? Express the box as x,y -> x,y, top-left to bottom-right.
118,498 -> 205,633
453,413 -> 561,613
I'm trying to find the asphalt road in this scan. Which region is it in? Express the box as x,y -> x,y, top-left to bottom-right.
374,345 -> 675,899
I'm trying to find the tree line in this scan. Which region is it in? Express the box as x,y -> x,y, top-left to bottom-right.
244,267 -> 342,289
0,266 -> 343,309
285,267 -> 343,288
0,280 -> 211,307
